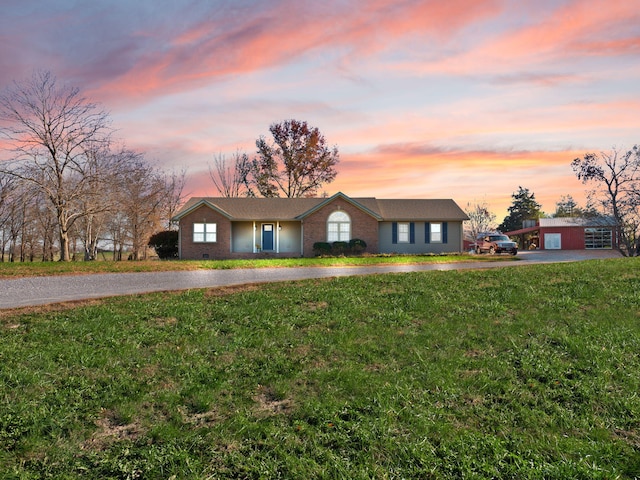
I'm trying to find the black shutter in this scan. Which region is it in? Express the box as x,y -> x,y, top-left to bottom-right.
410,222 -> 415,244
392,222 -> 398,244
443,222 -> 448,243
425,222 -> 431,244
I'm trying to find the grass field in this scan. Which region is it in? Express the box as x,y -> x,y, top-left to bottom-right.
0,253 -> 513,278
1,257 -> 639,478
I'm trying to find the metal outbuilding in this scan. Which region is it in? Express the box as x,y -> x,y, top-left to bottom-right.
505,217 -> 619,251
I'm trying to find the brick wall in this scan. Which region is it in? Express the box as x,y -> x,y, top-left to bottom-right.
179,205 -> 232,259
302,198 -> 379,256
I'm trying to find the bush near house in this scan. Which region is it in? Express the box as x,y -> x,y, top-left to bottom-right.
312,242 -> 332,256
313,239 -> 367,256
331,241 -> 349,255
349,238 -> 367,254
148,230 -> 179,259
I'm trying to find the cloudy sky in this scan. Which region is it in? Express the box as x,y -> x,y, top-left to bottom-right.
1,0 -> 639,219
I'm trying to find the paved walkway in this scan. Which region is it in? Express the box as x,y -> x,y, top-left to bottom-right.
0,250 -> 622,310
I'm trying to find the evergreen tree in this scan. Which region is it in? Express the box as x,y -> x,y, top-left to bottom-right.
498,186 -> 542,232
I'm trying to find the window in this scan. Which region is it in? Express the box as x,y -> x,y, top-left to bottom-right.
426,222 -> 447,244
193,223 -> 217,242
397,222 -> 410,243
327,211 -> 350,242
430,222 -> 442,243
584,228 -> 612,249
392,222 -> 415,244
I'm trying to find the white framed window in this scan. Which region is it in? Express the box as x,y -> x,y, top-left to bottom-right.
397,222 -> 410,243
193,223 -> 217,243
327,211 -> 350,242
430,222 -> 442,243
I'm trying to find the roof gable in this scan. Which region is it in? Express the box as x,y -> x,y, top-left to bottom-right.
296,192 -> 382,220
172,194 -> 468,222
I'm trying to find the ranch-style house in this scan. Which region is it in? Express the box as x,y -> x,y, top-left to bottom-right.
172,192 -> 468,260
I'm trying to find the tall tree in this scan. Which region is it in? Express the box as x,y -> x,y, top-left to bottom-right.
247,119 -> 339,197
0,173 -> 15,261
209,151 -> 250,197
163,168 -> 187,230
553,195 -> 579,217
0,71 -> 111,261
572,146 -> 640,256
116,157 -> 168,260
464,200 -> 496,241
497,186 -> 542,233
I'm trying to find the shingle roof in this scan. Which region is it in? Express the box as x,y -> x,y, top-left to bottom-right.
173,194 -> 468,222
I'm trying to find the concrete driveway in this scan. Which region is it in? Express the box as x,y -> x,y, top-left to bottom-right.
0,250 -> 622,310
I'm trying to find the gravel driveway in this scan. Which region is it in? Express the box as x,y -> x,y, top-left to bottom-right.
0,250 -> 622,310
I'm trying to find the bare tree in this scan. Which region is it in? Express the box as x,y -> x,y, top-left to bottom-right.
572,146 -> 640,256
209,151 -> 250,197
115,157 -> 168,260
163,168 -> 187,229
249,119 -> 339,197
0,71 -> 112,261
465,200 -> 497,243
1,180 -> 34,262
0,173 -> 16,261
32,193 -> 57,261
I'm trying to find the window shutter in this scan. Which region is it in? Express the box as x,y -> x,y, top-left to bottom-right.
392,222 -> 398,244
410,222 -> 415,244
425,222 -> 431,244
443,222 -> 448,244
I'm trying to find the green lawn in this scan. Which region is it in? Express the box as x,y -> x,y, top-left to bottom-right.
1,258 -> 639,478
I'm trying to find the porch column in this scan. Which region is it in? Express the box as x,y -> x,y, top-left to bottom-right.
253,221 -> 257,253
276,221 -> 280,254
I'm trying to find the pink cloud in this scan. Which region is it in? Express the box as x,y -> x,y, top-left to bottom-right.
410,0 -> 640,78
327,146 -> 591,218
87,0 -> 502,105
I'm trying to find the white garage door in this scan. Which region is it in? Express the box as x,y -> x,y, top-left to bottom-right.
545,233 -> 561,249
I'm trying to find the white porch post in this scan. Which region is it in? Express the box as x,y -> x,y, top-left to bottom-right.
276,221 -> 280,253
253,221 -> 257,253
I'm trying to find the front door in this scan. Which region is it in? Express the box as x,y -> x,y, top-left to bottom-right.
262,224 -> 274,251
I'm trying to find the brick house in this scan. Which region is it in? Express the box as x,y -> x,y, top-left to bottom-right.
172,192 -> 469,259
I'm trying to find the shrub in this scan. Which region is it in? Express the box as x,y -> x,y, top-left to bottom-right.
148,230 -> 179,259
331,241 -> 349,255
312,242 -> 332,256
348,238 -> 367,254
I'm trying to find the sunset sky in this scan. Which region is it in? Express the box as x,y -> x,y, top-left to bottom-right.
1,0 -> 639,220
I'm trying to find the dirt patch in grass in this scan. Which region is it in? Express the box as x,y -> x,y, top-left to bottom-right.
203,284 -> 263,297
253,385 -> 294,417
84,411 -> 145,451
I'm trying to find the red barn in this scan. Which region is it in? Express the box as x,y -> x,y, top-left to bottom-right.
506,217 -> 618,251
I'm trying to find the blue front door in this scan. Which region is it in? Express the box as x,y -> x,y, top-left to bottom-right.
262,224 -> 274,251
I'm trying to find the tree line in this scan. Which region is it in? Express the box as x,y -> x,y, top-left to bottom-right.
0,71 -> 185,261
0,72 -> 340,262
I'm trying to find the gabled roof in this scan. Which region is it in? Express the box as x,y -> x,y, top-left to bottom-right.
370,199 -> 468,221
295,192 -> 382,220
172,193 -> 469,222
173,197 -> 323,221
